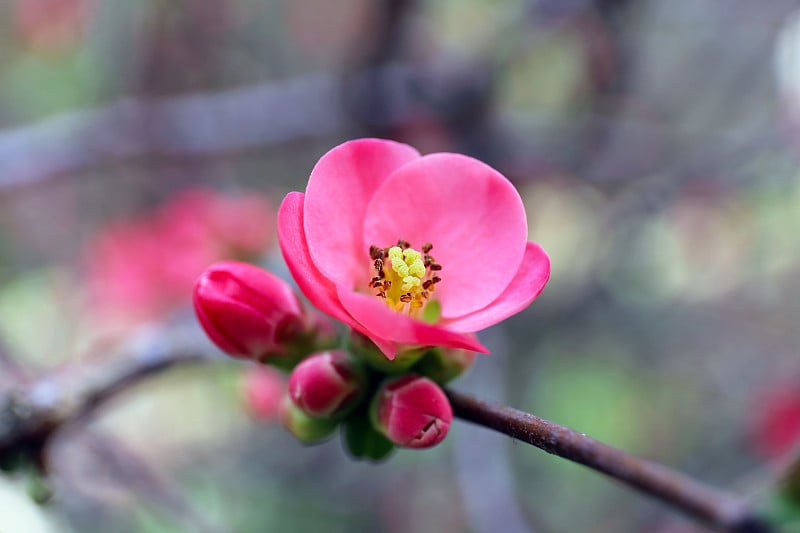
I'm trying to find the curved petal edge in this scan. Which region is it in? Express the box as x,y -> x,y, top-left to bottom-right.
442,242 -> 550,332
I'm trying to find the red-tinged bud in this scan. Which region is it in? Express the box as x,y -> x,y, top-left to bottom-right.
288,351 -> 365,418
243,365 -> 285,421
194,261 -> 305,361
279,395 -> 338,444
414,347 -> 477,384
750,383 -> 800,459
371,375 -> 453,449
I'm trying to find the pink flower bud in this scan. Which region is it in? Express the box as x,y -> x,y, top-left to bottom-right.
288,351 -> 365,418
371,375 -> 453,449
749,383 -> 800,459
194,261 -> 305,360
243,365 -> 285,421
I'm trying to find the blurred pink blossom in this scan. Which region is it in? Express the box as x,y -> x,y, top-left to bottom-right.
750,383 -> 800,459
243,365 -> 285,422
14,0 -> 91,54
83,188 -> 273,327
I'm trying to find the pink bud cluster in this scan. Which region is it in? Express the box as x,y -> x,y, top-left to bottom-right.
192,138 -> 550,458
193,260 -> 474,455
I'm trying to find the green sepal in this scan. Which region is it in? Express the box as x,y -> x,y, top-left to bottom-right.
342,411 -> 394,462
412,348 -> 475,384
348,333 -> 425,374
26,469 -> 53,505
282,401 -> 338,444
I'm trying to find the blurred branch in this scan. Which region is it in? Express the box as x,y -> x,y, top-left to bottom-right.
0,340 -> 779,532
0,342 -> 210,469
0,63 -> 465,192
0,72 -> 347,191
447,389 -> 772,533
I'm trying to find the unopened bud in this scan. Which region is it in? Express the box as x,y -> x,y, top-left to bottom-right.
193,261 -> 305,361
279,395 -> 338,444
243,365 -> 285,421
288,351 -> 365,418
371,375 -> 452,449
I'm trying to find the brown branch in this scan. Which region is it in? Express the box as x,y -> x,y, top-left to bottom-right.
0,344 -> 779,531
0,349 -> 209,470
446,389 -> 772,533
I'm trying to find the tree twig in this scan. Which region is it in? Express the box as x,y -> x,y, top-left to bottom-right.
446,388 -> 772,533
0,345 -> 779,532
0,348 -> 209,469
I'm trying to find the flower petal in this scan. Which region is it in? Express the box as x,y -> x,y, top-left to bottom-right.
363,153 -> 528,318
336,287 -> 489,358
443,242 -> 550,332
278,192 -> 355,327
304,138 -> 420,288
279,193 -> 399,353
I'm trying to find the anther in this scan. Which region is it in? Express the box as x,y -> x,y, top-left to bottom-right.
399,293 -> 413,303
371,276 -> 381,284
397,239 -> 410,249
422,243 -> 433,253
377,291 -> 386,298
430,263 -> 442,271
383,280 -> 392,289
369,245 -> 381,260
374,258 -> 383,271
423,279 -> 434,290
378,270 -> 385,279
432,276 -> 442,284
423,256 -> 432,267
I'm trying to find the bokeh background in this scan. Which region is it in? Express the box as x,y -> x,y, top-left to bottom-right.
1,1 -> 800,532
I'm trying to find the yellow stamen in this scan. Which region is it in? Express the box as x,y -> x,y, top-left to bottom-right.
370,241 -> 442,317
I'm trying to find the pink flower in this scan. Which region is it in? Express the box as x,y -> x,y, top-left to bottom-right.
288,351 -> 365,418
371,375 -> 452,449
278,138 -> 550,359
194,261 -> 305,360
15,0 -> 90,54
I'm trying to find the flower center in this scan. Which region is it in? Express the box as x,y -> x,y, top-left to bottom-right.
369,240 -> 442,317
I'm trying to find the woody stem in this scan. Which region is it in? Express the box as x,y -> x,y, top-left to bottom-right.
446,388 -> 771,532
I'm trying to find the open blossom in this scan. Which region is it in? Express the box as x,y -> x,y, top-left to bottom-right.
278,138 -> 550,359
